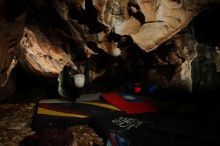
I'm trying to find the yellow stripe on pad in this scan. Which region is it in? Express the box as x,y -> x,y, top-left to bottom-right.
77,101 -> 121,111
37,108 -> 88,118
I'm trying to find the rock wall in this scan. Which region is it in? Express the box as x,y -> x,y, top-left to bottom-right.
146,27 -> 197,93
1,0 -> 220,99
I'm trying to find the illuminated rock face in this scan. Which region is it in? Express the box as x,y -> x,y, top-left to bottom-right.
19,26 -> 75,77
147,31 -> 198,93
50,0 -> 200,53
1,0 -> 220,99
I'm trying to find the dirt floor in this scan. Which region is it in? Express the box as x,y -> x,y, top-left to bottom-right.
0,103 -> 35,146
0,89 -> 104,146
0,101 -> 104,146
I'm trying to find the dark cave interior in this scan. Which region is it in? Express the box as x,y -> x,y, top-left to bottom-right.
5,4 -> 219,112
1,1 -> 220,146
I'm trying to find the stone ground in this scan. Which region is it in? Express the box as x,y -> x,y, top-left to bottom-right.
0,102 -> 104,146
0,103 -> 35,146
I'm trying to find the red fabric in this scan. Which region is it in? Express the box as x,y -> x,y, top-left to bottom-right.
101,93 -> 158,114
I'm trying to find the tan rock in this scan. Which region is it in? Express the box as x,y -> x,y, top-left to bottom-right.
147,28 -> 197,92
19,26 -> 76,77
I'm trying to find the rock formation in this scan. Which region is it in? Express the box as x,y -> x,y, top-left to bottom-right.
147,28 -> 197,93
1,0 -> 220,99
19,26 -> 75,77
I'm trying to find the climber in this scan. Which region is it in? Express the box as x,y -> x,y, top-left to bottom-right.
58,46 -> 97,100
58,58 -> 86,100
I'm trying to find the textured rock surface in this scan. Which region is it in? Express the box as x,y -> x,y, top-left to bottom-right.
192,43 -> 220,94
41,0 -> 201,53
146,27 -> 197,93
0,58 -> 17,100
19,26 -> 75,77
70,125 -> 104,146
1,0 -> 220,99
0,0 -> 26,100
0,103 -> 35,146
